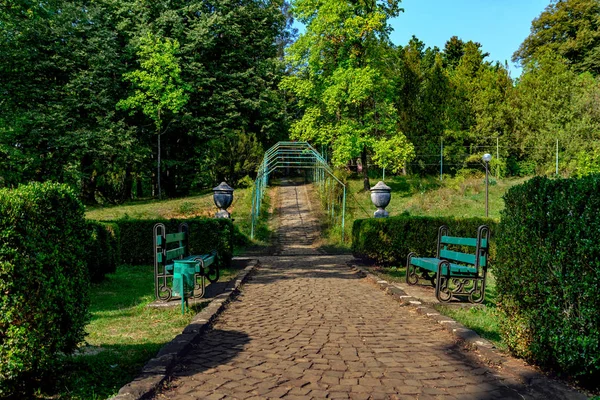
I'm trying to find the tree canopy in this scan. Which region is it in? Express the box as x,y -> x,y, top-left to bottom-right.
2,0 -> 600,204
282,0 -> 414,190
513,0 -> 600,75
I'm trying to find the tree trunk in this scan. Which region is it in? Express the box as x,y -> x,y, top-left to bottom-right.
80,155 -> 97,205
136,177 -> 144,198
123,166 -> 133,201
361,146 -> 370,192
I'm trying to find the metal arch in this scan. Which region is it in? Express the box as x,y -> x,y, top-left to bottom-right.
251,141 -> 347,241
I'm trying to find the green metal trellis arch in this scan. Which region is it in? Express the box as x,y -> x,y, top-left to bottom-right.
251,141 -> 346,241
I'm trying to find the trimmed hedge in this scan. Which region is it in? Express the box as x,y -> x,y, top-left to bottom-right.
112,218 -> 233,267
352,215 -> 497,265
496,175 -> 600,385
85,221 -> 120,282
0,183 -> 90,397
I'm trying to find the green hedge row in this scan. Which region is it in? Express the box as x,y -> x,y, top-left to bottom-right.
352,215 -> 497,265
110,218 -> 233,267
0,183 -> 90,397
85,221 -> 120,283
496,175 -> 600,384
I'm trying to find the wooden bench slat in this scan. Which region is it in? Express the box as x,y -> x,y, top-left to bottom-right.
440,249 -> 476,265
166,246 -> 186,260
441,236 -> 487,248
410,257 -> 477,276
165,232 -> 186,243
184,253 -> 216,267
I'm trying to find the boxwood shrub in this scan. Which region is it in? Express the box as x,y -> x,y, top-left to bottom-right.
85,221 -> 120,282
112,218 -> 233,267
0,183 -> 90,397
496,175 -> 600,385
352,215 -> 497,266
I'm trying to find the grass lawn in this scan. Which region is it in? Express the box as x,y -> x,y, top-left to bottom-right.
85,185 -> 273,247
345,174 -> 528,219
43,263 -> 242,399
315,174 -> 528,249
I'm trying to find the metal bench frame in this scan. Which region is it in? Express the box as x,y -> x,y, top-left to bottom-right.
153,222 -> 217,302
406,225 -> 490,303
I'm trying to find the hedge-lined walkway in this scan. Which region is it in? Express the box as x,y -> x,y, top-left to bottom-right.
154,182 -> 578,400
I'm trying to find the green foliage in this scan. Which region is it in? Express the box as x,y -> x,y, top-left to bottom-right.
513,0 -> 600,75
0,0 -> 290,202
371,135 -> 416,174
85,221 -> 121,283
118,32 -> 189,132
283,0 -> 413,189
352,215 -> 497,266
112,218 -> 233,267
574,148 -> 600,177
0,1 -> 140,202
496,175 -> 600,385
0,183 -> 90,397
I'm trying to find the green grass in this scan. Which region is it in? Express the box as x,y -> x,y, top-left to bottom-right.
346,174 -> 528,220
41,264 -> 241,399
85,185 -> 272,247
314,174 -> 528,249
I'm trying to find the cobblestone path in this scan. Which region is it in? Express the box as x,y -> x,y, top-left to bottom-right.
275,181 -> 322,256
154,182 -> 570,400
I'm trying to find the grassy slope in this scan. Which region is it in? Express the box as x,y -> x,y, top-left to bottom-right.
345,175 -> 528,220
316,174 -> 528,248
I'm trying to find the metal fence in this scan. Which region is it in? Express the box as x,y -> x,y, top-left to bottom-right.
250,141 -> 346,241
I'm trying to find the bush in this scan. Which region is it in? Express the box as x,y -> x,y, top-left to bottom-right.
0,183 -> 90,396
113,218 -> 233,267
496,175 -> 600,386
352,215 -> 497,266
85,221 -> 120,283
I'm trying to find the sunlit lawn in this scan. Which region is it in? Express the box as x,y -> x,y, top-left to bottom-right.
315,174 -> 528,248
85,185 -> 272,245
45,264 -> 242,399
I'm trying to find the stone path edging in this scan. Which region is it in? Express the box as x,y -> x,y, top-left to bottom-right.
349,263 -> 588,400
111,260 -> 259,400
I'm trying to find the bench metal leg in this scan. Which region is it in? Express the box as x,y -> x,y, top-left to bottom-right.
468,272 -> 487,304
180,276 -> 186,314
435,261 -> 453,303
406,252 -> 419,285
193,274 -> 206,299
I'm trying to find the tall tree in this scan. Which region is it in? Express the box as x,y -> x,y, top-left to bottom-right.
0,0 -> 139,203
511,52 -> 600,174
117,32 -> 189,200
513,0 -> 600,75
282,0 -> 414,191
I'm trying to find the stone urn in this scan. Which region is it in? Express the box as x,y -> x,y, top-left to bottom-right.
213,182 -> 234,218
370,181 -> 391,218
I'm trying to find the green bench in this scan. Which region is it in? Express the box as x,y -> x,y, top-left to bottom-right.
153,222 -> 219,312
406,225 -> 490,303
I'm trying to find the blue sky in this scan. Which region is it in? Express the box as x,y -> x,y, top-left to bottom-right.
388,0 -> 550,76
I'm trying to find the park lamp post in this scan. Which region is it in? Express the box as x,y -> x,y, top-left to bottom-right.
482,153 -> 492,218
